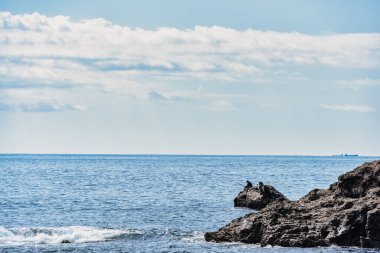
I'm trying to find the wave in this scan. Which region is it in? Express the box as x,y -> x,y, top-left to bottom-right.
0,226 -> 143,245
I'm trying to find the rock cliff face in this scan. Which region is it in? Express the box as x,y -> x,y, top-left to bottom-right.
205,160 -> 380,248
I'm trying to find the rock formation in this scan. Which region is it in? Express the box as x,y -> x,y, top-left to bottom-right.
205,160 -> 380,248
234,181 -> 288,210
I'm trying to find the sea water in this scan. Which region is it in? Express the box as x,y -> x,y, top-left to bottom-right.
0,154 -> 379,252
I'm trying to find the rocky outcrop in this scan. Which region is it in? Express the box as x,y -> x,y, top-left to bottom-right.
205,160 -> 380,248
234,181 -> 288,210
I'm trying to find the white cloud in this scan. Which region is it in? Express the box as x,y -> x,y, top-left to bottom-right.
337,78 -> 380,90
320,104 -> 375,113
1,12 -> 380,88
0,88 -> 86,112
148,90 -> 189,102
1,12 -> 380,112
19,102 -> 85,112
0,101 -> 85,112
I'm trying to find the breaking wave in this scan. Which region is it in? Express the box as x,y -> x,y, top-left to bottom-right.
0,226 -> 143,245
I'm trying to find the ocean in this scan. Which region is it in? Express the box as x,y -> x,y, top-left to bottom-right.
0,154 -> 379,252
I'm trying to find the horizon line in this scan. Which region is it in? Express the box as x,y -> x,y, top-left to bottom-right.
0,152 -> 379,157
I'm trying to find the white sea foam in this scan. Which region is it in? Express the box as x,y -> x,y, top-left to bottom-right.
181,231 -> 205,243
0,226 -> 142,245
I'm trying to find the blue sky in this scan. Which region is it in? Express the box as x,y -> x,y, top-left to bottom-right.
0,1 -> 379,155
2,0 -> 380,33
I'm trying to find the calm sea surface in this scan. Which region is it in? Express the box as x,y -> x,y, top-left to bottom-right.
0,154 -> 379,252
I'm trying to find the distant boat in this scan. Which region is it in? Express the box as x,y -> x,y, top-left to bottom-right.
332,154 -> 359,157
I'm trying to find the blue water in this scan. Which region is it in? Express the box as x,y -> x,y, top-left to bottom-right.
0,154 -> 379,252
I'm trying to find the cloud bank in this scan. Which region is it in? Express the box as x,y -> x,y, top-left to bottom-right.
1,12 -> 379,112
1,12 -> 380,86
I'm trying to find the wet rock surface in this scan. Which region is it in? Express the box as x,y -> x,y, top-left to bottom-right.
205,160 -> 380,248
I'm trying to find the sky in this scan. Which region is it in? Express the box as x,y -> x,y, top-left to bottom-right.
0,0 -> 380,155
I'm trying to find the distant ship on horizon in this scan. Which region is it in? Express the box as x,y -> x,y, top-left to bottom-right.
332,154 -> 359,157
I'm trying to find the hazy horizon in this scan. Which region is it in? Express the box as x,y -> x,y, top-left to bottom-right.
1,153 -> 379,157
